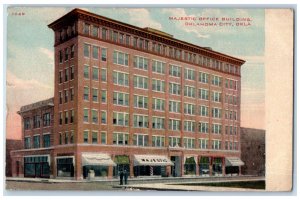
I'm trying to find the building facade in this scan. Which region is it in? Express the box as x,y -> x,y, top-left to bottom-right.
240,127 -> 265,176
11,8 -> 245,180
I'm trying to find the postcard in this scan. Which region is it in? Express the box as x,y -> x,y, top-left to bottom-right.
4,6 -> 294,192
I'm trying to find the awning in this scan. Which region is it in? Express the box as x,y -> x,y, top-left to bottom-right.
82,153 -> 116,166
225,157 -> 245,166
184,156 -> 196,164
134,155 -> 174,166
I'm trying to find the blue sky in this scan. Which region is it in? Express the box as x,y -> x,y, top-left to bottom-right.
6,7 -> 265,139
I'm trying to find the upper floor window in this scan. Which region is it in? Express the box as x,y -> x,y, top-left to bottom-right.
133,115 -> 149,128
113,51 -> 129,66
134,75 -> 148,89
134,56 -> 149,70
83,23 -> 90,35
33,115 -> 41,129
113,112 -> 129,126
183,138 -> 195,149
152,60 -> 165,74
152,79 -> 165,92
102,28 -> 107,39
25,137 -> 31,149
169,101 -> 181,113
33,135 -> 40,148
59,50 -> 63,63
169,83 -> 181,95
169,136 -> 181,147
134,95 -> 148,109
152,117 -> 165,129
199,72 -> 209,83
71,45 -> 75,58
184,86 -> 195,98
92,46 -> 99,59
133,134 -> 148,147
152,135 -> 165,147
92,26 -> 98,37
43,113 -> 51,127
169,65 -> 181,77
113,71 -> 129,86
43,134 -> 51,148
211,75 -> 222,87
84,44 -> 90,57
113,132 -> 129,146
184,68 -> 195,80
24,118 -> 31,130
101,48 -> 107,61
113,92 -> 129,106
152,98 -> 165,111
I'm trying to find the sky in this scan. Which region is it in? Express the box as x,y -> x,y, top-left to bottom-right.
5,7 -> 265,139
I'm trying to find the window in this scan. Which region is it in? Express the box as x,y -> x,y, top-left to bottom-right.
169,83 -> 181,95
133,115 -> 149,128
199,106 -> 209,117
70,131 -> 74,144
211,91 -> 222,102
184,68 -> 195,80
83,109 -> 89,123
113,92 -> 129,106
92,110 -> 98,124
212,107 -> 222,118
212,140 -> 222,150
84,65 -> 89,79
225,79 -> 238,90
59,50 -> 63,63
65,132 -> 68,144
64,48 -> 69,61
184,103 -> 195,115
152,117 -> 165,129
59,112 -> 63,125
59,71 -> 63,83
64,68 -> 69,82
184,121 -> 195,132
101,111 -> 107,124
169,64 -> 181,77
212,124 -> 222,134
101,68 -> 107,82
184,138 -> 195,149
101,132 -> 106,144
199,138 -> 209,149
152,135 -> 165,147
125,35 -> 130,45
138,39 -> 144,49
84,23 -> 90,34
199,88 -> 209,100
70,110 -> 74,123
199,72 -> 209,83
113,132 -> 129,145
119,33 -> 124,44
184,86 -> 195,98
199,122 -> 209,133
169,137 -> 181,147
101,48 -> 107,61
102,28 -> 107,39
211,75 -> 222,87
113,112 -> 129,126
168,119 -> 181,131
152,79 -> 165,92
84,43 -> 90,57
70,66 -> 74,80
92,68 -> 99,80
169,100 -> 180,113
64,90 -> 68,103
92,131 -> 98,144
134,56 -> 149,70
84,87 -> 89,101
92,26 -> 98,37
101,90 -> 107,103
134,95 -> 148,109
70,88 -> 74,101
152,98 -> 165,111
59,91 -> 63,104
43,134 -> 50,148
33,135 -> 40,148
83,131 -> 89,143
92,88 -> 98,102
133,134 -> 148,146
33,115 -> 40,128
43,113 -> 51,127
134,75 -> 148,89
113,31 -> 118,42
133,37 -> 137,47
92,46 -> 98,59
59,133 -> 62,145
113,71 -> 129,86
113,51 -> 129,66
25,137 -> 31,149
64,111 -> 68,124
70,45 -> 75,58
152,60 -> 165,74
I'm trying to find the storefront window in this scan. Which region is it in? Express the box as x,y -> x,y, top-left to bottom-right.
184,157 -> 196,175
199,157 -> 210,176
113,155 -> 130,177
82,166 -> 108,178
57,157 -> 74,177
213,157 -> 223,175
24,156 -> 49,178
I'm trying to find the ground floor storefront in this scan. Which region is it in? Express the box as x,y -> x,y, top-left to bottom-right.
10,147 -> 244,180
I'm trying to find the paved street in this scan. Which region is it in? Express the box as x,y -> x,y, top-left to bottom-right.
5,176 -> 265,192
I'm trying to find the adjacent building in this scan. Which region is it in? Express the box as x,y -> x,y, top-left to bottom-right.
11,8 -> 245,180
240,127 -> 265,176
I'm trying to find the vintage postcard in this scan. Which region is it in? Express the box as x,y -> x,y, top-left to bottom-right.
4,6 -> 294,193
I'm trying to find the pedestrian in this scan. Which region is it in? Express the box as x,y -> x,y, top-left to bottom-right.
119,170 -> 124,185
124,170 -> 128,185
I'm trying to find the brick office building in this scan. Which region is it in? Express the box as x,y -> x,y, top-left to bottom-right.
11,8 -> 245,180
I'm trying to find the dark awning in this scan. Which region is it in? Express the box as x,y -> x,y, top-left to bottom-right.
114,155 -> 129,164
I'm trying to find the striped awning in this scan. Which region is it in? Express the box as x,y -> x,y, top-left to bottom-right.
82,153 -> 116,166
134,155 -> 174,166
225,157 -> 244,166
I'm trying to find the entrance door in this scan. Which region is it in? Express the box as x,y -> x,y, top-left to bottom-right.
35,163 -> 41,177
171,156 -> 181,177
16,161 -> 20,176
